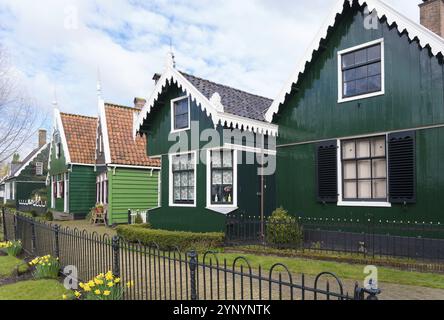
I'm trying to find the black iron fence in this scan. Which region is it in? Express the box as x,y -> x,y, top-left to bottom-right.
226,214 -> 444,264
0,208 -> 378,300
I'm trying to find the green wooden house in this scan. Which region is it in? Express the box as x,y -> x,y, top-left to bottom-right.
2,130 -> 49,208
48,107 -> 97,219
134,55 -> 278,232
266,0 -> 444,223
95,98 -> 161,225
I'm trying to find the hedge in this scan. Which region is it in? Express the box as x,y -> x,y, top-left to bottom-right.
116,225 -> 225,252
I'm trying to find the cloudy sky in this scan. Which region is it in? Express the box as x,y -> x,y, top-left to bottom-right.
0,0 -> 420,155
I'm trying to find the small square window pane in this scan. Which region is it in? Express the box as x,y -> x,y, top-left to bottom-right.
356,140 -> 370,158
223,151 -> 233,168
181,188 -> 188,200
368,62 -> 381,76
188,154 -> 194,170
212,151 -> 222,168
172,157 -> 180,170
180,172 -> 188,186
368,75 -> 381,92
357,160 -> 371,179
212,171 -> 222,185
175,114 -> 189,130
355,65 -> 367,79
367,45 -> 381,61
355,78 -> 368,95
343,81 -> 356,97
371,137 -> 386,157
372,159 -> 387,178
342,141 -> 355,159
343,69 -> 356,82
174,98 -> 188,115
173,173 -> 181,187
188,187 -> 194,200
342,52 -> 355,68
373,179 -> 387,199
344,181 -> 357,199
358,180 -> 372,199
212,185 -> 221,202
174,188 -> 180,200
355,49 -> 367,65
188,172 -> 195,187
223,171 -> 233,184
343,161 -> 356,179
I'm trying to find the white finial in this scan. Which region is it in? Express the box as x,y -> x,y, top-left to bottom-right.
210,92 -> 224,112
165,51 -> 176,69
52,86 -> 58,108
97,68 -> 102,99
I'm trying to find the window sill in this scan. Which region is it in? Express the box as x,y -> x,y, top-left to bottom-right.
338,90 -> 384,104
170,127 -> 190,134
169,202 -> 196,208
206,206 -> 238,215
337,201 -> 391,208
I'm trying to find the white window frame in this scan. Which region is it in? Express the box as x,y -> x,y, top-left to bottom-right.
64,172 -> 69,212
170,96 -> 191,133
206,148 -> 238,215
337,133 -> 391,208
337,38 -> 385,104
35,162 -> 43,176
168,150 -> 197,208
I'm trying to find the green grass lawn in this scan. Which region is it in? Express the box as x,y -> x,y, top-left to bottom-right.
0,256 -> 28,278
219,252 -> 444,290
0,280 -> 68,300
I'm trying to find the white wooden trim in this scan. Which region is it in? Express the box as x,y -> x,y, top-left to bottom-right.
266,0 -> 444,122
99,99 -> 112,164
109,164 -> 160,170
337,38 -> 385,103
55,108 -> 71,164
13,143 -> 49,178
170,95 -> 191,133
64,172 -> 69,212
134,67 -> 278,137
168,150 -> 197,208
205,148 -> 238,215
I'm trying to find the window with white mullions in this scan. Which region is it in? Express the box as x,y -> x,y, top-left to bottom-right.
211,150 -> 234,205
341,43 -> 382,98
341,136 -> 387,201
172,96 -> 190,131
172,153 -> 195,204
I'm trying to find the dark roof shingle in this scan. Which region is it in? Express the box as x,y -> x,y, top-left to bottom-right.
180,71 -> 272,121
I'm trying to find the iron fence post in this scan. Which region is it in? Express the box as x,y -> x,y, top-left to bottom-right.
31,220 -> 36,254
13,213 -> 18,241
54,224 -> 60,259
1,207 -> 7,241
188,250 -> 198,300
127,209 -> 131,225
112,236 -> 120,278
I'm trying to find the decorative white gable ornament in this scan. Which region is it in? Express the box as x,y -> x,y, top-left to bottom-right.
209,92 -> 224,113
165,51 -> 176,69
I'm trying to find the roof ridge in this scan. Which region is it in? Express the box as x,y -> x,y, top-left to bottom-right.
60,112 -> 97,120
179,71 -> 272,102
104,102 -> 134,110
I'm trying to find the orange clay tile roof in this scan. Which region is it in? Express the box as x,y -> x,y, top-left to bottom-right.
60,113 -> 98,164
104,103 -> 160,167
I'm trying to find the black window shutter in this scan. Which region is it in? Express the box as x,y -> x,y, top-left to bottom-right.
388,131 -> 416,204
316,140 -> 338,203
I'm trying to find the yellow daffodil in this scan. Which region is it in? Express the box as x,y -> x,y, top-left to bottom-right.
83,285 -> 91,292
114,278 -> 121,284
79,282 -> 84,289
62,294 -> 67,300
107,281 -> 114,288
103,290 -> 111,296
74,291 -> 81,298
126,281 -> 134,288
94,289 -> 101,295
88,280 -> 95,287
94,278 -> 103,285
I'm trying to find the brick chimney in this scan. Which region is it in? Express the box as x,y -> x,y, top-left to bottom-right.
38,129 -> 47,148
133,97 -> 146,110
420,0 -> 444,37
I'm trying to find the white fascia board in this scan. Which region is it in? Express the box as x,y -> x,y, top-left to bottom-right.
55,108 -> 71,164
13,143 -> 50,178
134,67 -> 279,137
99,99 -> 112,164
266,0 -> 444,122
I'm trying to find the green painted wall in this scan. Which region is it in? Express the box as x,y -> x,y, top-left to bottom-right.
108,167 -> 160,225
68,165 -> 96,219
141,82 -> 275,232
274,5 -> 444,222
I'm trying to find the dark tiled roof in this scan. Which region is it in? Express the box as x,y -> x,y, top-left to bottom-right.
180,71 -> 272,122
60,113 -> 97,164
104,103 -> 160,167
9,147 -> 42,177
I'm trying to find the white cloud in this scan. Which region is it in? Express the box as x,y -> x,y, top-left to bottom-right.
0,0 -> 421,156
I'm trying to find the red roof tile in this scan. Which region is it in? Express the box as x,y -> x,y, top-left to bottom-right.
60,113 -> 97,164
104,103 -> 160,167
